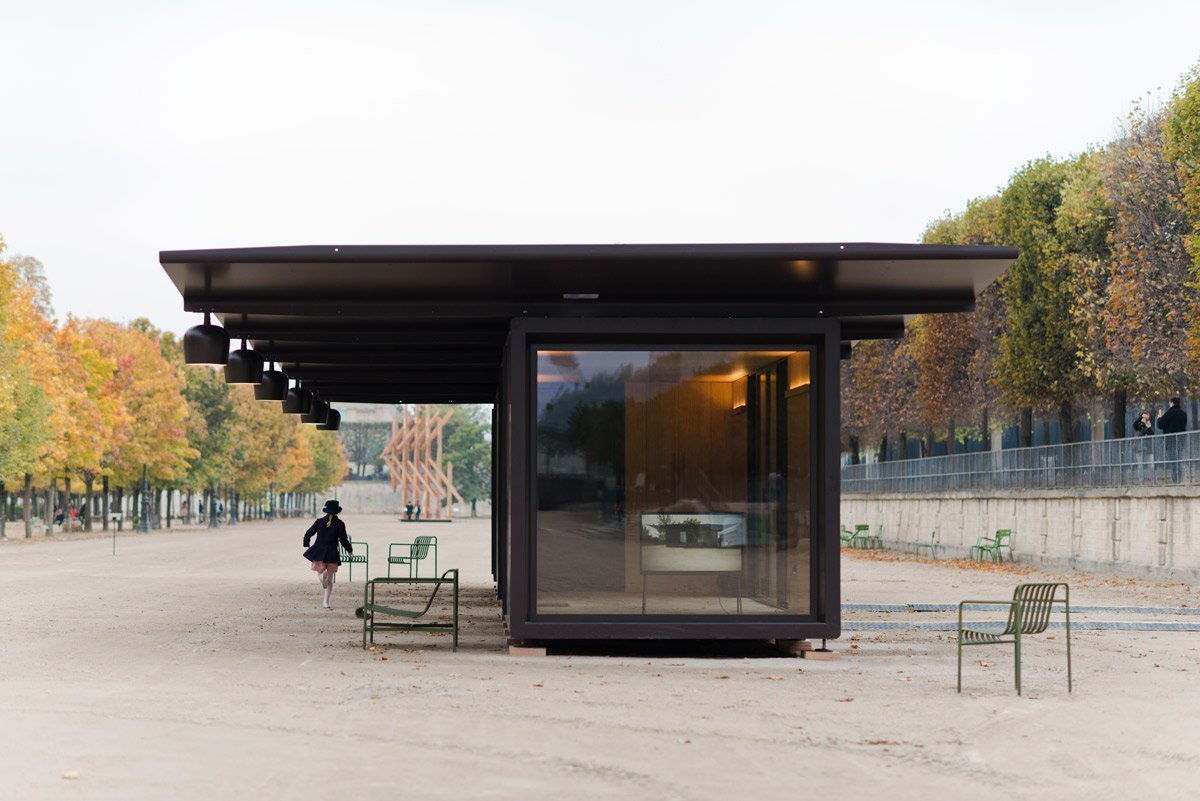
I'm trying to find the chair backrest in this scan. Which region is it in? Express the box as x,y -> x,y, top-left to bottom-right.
855,524 -> 869,534
1002,582 -> 1066,635
995,529 -> 1012,543
410,535 -> 436,559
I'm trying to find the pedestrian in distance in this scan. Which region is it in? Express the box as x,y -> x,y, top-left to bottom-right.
303,499 -> 352,609
1134,411 -> 1155,436
1156,398 -> 1188,434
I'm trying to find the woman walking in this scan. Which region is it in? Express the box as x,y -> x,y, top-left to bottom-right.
303,500 -> 353,609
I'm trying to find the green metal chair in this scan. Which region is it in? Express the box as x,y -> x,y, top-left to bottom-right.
957,582 -> 1071,695
338,540 -> 369,582
853,523 -> 871,548
361,569 -> 460,651
387,535 -> 438,578
970,529 -> 1013,562
914,530 -> 939,559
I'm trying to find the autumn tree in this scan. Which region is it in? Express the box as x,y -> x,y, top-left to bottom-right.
0,240 -> 56,537
1088,105 -> 1195,433
442,405 -> 492,515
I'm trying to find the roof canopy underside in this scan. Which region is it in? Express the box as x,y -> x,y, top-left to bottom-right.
160,243 -> 1015,405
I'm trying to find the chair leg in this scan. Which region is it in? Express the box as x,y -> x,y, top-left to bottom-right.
1014,631 -> 1022,696
1066,601 -> 1073,693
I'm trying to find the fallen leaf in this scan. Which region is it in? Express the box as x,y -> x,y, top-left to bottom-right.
835,697 -> 854,702
62,771 -> 79,780
766,676 -> 784,681
850,644 -> 860,649
715,675 -> 730,680
978,661 -> 992,668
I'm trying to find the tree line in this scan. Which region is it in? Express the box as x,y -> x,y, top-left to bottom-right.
0,238 -> 348,536
843,64 -> 1200,461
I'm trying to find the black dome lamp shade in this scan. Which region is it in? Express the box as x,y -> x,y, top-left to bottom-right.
182,312 -> 230,365
301,398 -> 330,425
316,409 -> 341,431
282,381 -> 314,415
224,338 -> 264,384
255,361 -> 290,401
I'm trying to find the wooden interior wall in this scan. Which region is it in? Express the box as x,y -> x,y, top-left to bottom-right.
623,381 -> 747,595
786,387 -> 812,612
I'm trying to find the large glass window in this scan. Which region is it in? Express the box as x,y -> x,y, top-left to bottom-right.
534,347 -> 813,617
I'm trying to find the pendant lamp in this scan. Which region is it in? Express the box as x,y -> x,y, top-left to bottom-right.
182,312 -> 230,365
301,398 -> 330,425
282,383 -> 314,415
316,409 -> 341,431
224,338 -> 264,384
255,362 -> 290,401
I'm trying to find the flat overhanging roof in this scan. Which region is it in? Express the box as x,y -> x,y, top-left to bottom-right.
160,242 -> 1015,404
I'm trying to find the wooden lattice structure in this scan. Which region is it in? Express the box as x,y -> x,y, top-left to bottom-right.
381,406 -> 465,520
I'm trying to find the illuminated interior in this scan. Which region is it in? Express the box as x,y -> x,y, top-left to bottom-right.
534,348 -> 813,617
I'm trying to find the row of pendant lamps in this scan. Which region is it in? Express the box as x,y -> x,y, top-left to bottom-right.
182,313 -> 341,431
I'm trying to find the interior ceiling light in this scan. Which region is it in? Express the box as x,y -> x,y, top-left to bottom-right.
224,338 -> 264,384
316,408 -> 341,431
182,312 -> 229,365
255,361 -> 289,401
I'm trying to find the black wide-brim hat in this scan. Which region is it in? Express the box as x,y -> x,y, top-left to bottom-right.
322,500 -> 342,514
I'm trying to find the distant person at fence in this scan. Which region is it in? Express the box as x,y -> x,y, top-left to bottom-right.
1156,398 -> 1188,434
1134,412 -> 1155,437
303,500 -> 353,610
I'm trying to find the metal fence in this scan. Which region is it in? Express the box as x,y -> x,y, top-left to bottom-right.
841,430 -> 1200,493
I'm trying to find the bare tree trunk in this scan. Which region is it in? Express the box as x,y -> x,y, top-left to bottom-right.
947,419 -> 957,456
0,481 -> 6,539
1112,390 -> 1128,439
878,433 -> 889,463
84,475 -> 95,532
47,480 -> 56,535
64,475 -> 73,532
1059,401 -> 1075,444
849,435 -> 861,465
116,486 -> 124,531
1020,407 -> 1033,448
23,474 -> 33,538
898,431 -> 908,460
981,406 -> 992,451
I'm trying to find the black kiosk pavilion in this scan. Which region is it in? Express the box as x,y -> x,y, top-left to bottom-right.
161,243 -> 1013,642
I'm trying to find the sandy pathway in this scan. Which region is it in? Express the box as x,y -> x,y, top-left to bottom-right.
1,515 -> 1197,800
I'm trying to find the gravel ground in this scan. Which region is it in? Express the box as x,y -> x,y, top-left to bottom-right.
1,515 -> 1197,800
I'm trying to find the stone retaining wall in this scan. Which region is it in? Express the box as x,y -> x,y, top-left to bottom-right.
841,488 -> 1200,577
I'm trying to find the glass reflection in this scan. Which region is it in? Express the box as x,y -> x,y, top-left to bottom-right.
535,348 -> 812,617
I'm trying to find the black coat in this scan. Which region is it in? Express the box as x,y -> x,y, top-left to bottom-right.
302,515 -> 352,564
1157,406 -> 1188,435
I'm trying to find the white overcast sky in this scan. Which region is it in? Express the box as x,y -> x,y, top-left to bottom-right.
2,0 -> 1199,335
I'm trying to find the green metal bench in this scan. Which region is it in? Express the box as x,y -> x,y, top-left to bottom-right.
913,530 -> 939,559
360,570 -> 460,651
338,541 -> 369,582
970,529 -> 1012,562
387,535 -> 438,578
957,582 -> 1072,695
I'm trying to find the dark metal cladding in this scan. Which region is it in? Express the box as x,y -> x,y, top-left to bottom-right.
316,408 -> 341,431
